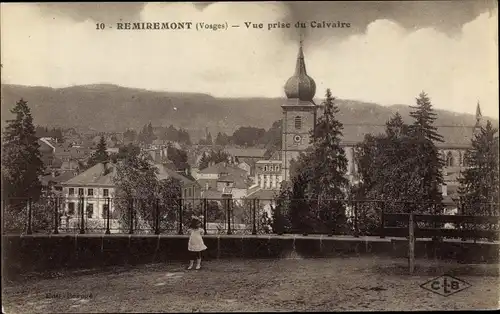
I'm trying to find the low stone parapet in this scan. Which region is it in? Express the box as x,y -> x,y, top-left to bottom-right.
2,234 -> 498,281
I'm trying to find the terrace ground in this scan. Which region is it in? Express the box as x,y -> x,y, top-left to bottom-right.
3,257 -> 499,313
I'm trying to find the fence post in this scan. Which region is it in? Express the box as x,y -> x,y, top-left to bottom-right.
203,198 -> 208,234
354,200 -> 359,238
408,212 -> 415,274
178,198 -> 183,235
53,197 -> 59,234
79,197 -> 85,234
155,198 -> 160,235
27,197 -> 33,235
226,198 -> 232,235
328,200 -> 334,237
128,198 -> 134,234
105,197 -> 111,234
252,198 -> 257,235
379,201 -> 385,238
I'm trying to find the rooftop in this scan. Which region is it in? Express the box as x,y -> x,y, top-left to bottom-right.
224,147 -> 267,158
199,162 -> 247,175
155,163 -> 198,186
62,162 -> 116,187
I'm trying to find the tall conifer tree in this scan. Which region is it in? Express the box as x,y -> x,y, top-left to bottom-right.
291,89 -> 349,233
408,92 -> 445,213
459,121 -> 499,215
2,99 -> 45,230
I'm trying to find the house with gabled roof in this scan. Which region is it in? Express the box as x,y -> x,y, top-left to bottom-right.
61,162 -> 116,219
196,161 -> 251,199
155,163 -> 201,207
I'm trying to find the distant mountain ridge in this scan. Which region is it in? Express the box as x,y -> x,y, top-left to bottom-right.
1,84 -> 497,144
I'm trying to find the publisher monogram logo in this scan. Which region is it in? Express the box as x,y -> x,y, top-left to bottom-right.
420,275 -> 471,297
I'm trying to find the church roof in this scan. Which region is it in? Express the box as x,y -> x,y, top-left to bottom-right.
284,42 -> 316,102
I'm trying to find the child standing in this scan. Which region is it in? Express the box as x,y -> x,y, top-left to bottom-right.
187,216 -> 207,270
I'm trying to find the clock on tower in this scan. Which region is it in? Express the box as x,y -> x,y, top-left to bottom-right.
281,41 -> 318,182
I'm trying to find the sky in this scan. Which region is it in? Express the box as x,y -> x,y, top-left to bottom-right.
1,2 -> 498,118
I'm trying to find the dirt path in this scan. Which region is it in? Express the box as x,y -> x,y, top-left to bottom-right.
3,257 -> 499,312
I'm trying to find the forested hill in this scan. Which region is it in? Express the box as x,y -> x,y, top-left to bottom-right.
1,84 -> 496,144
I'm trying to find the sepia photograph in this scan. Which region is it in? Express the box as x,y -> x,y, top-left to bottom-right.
1,1 -> 499,312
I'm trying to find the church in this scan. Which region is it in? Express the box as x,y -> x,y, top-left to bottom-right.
249,41 -> 483,202
251,41 -> 357,193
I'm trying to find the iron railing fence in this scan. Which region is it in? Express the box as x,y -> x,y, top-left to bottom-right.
2,196 -> 499,239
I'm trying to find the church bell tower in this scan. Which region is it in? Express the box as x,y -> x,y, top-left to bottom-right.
281,41 -> 318,182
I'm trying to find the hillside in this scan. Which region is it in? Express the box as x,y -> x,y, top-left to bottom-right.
1,84 -> 496,144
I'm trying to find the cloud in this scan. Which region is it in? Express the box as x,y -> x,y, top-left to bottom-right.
1,3 -> 498,118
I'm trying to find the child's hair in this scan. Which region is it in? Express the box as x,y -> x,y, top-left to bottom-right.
189,217 -> 202,229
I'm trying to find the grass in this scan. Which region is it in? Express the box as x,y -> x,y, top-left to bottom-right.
3,257 -> 499,313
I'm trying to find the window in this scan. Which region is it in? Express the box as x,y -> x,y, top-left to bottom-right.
103,189 -> 109,197
102,204 -> 109,218
295,116 -> 302,130
68,202 -> 75,215
86,204 -> 94,218
88,188 -> 94,196
264,166 -> 268,171
78,188 -> 84,196
69,188 -> 74,195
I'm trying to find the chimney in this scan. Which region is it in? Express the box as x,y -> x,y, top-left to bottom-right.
185,168 -> 189,175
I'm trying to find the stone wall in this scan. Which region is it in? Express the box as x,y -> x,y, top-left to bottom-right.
2,235 -> 498,281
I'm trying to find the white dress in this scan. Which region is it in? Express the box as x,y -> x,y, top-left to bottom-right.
188,228 -> 207,252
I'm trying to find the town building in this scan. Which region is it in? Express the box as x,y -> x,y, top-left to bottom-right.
196,161 -> 251,199
61,162 -> 116,219
155,163 -> 201,208
254,160 -> 282,189
281,42 -> 318,182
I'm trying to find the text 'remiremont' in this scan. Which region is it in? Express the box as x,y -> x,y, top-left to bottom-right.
98,21 -> 351,31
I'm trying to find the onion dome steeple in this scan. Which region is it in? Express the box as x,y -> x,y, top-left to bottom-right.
284,40 -> 316,101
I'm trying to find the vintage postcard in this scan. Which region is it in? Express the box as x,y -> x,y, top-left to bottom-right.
1,1 -> 499,312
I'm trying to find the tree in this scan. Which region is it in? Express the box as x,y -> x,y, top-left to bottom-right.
157,177 -> 182,232
166,144 -> 190,172
113,152 -> 159,232
408,92 -> 445,213
231,126 -> 266,147
177,128 -> 191,145
354,113 -> 423,233
259,120 -> 282,151
215,132 -> 230,146
115,143 -> 140,161
289,89 -> 349,234
198,149 -> 230,170
123,129 -> 137,143
459,121 -> 499,216
165,125 -> 179,142
138,122 -> 156,145
2,99 -> 45,231
87,136 -> 109,167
